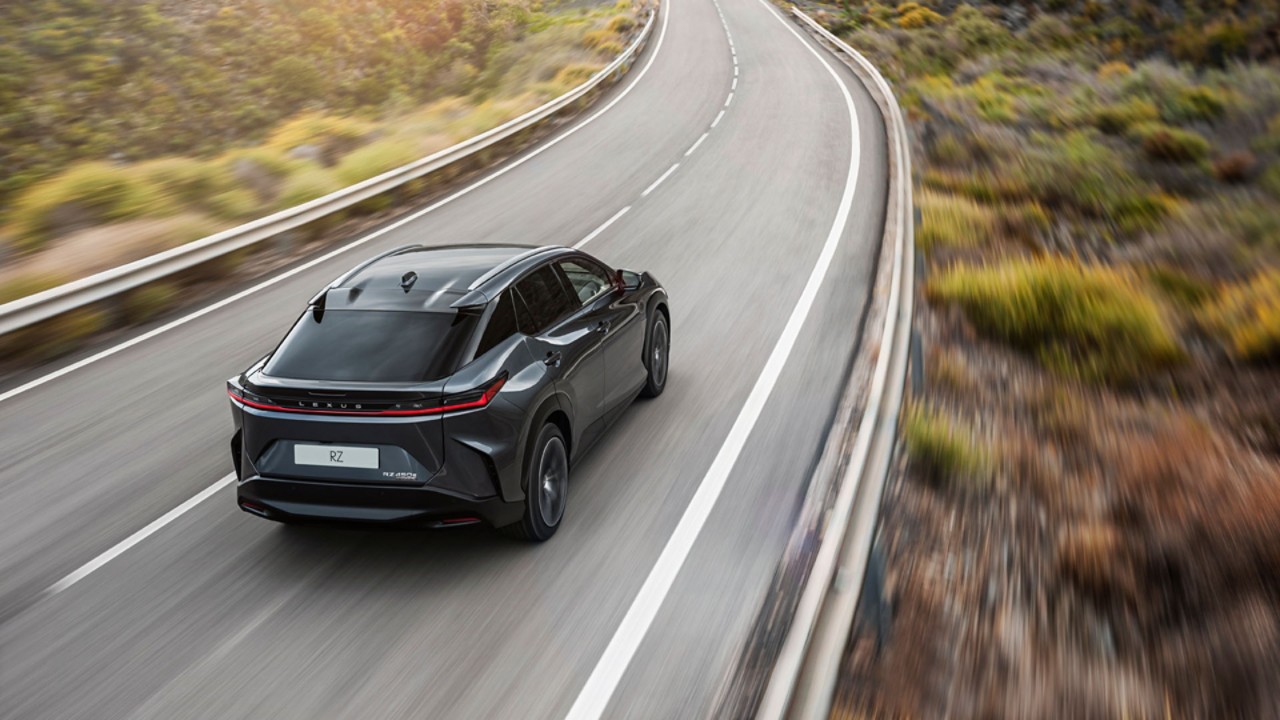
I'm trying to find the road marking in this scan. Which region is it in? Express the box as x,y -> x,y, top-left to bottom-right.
734,65 -> 739,76
0,0 -> 674,408
684,132 -> 709,157
574,206 -> 632,248
46,473 -> 237,596
725,91 -> 734,107
732,77 -> 737,91
641,163 -> 680,197
562,0 -> 863,713
711,109 -> 726,127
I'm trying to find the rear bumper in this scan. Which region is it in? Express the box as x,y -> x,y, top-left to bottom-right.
237,474 -> 523,528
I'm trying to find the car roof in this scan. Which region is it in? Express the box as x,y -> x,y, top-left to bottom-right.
318,244 -> 573,312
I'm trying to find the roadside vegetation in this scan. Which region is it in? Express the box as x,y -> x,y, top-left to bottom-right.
809,1 -> 1280,716
0,0 -> 640,312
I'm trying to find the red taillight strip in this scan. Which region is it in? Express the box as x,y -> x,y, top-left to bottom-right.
228,376 -> 505,417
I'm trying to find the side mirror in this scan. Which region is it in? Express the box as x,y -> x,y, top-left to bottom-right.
615,269 -> 642,292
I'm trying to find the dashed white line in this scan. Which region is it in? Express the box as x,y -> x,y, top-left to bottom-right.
641,163 -> 680,197
725,92 -> 734,107
734,65 -> 739,76
712,109 -> 726,127
684,132 -> 709,157
574,206 -> 632,248
732,77 -> 738,91
46,473 -> 237,596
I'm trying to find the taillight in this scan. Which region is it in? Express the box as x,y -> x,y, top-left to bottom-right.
227,375 -> 506,417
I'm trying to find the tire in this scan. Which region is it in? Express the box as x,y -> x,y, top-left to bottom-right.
640,310 -> 669,398
500,423 -> 569,542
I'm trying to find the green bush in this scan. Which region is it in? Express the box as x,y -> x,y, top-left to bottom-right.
1135,124 -> 1211,163
918,189 -> 999,251
1093,98 -> 1159,134
334,139 -> 423,186
904,403 -> 991,488
1201,270 -> 1280,360
275,167 -> 343,209
10,162 -> 174,250
928,256 -> 1183,383
949,4 -> 1012,54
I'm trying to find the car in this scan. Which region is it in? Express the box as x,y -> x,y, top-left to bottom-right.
226,243 -> 669,540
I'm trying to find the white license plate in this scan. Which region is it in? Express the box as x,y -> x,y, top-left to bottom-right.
294,444 -> 379,469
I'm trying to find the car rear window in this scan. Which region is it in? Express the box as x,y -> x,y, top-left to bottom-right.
264,309 -> 477,382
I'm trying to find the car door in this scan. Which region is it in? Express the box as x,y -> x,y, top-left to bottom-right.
513,263 -> 608,448
557,257 -> 646,413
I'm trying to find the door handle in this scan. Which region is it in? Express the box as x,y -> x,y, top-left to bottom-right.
544,351 -> 562,367
594,320 -> 610,334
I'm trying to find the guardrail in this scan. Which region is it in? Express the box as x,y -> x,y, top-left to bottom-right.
754,7 -> 915,719
0,7 -> 656,338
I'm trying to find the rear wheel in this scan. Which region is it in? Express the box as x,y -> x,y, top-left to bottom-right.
640,310 -> 669,398
501,423 -> 569,541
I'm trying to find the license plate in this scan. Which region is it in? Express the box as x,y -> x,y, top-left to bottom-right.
294,444 -> 378,469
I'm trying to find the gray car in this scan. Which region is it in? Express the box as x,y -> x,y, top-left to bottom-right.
227,244 -> 669,541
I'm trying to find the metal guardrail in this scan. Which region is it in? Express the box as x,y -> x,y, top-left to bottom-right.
755,7 -> 915,719
0,8 -> 656,338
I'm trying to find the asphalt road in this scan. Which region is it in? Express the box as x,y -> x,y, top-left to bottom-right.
0,0 -> 887,716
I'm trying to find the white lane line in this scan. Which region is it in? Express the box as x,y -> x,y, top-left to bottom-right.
732,77 -> 737,91
0,0 -> 675,408
711,109 -> 726,127
684,132 -> 709,157
46,473 -> 237,596
561,0 -> 864,714
734,65 -> 739,76
725,92 -> 735,107
641,163 -> 680,197
574,206 -> 631,249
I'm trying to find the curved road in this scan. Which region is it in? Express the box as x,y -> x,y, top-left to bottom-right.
0,0 -> 887,716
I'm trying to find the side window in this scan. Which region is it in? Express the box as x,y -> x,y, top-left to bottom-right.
474,290 -> 519,358
558,259 -> 613,304
513,264 -> 578,335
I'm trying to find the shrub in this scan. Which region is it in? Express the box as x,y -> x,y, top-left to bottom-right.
1263,165 -> 1280,198
552,63 -> 602,90
1025,14 -> 1074,49
917,189 -> 999,251
10,162 -> 173,250
606,15 -> 634,33
928,256 -> 1183,383
333,139 -> 421,186
1213,151 -> 1257,183
1201,270 -> 1280,360
897,3 -> 942,29
904,403 -> 991,488
1018,130 -> 1168,232
1166,85 -> 1229,123
207,188 -> 260,220
1097,61 -> 1132,81
130,158 -> 234,205
275,167 -> 343,209
265,113 -> 371,158
1137,124 -> 1211,163
949,5 -> 1011,54
1092,98 -> 1159,134
581,29 -> 616,49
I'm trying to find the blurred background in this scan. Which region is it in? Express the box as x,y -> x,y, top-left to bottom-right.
813,1 -> 1280,718
2,0 -> 1280,718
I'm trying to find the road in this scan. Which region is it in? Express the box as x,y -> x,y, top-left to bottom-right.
0,0 -> 887,716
